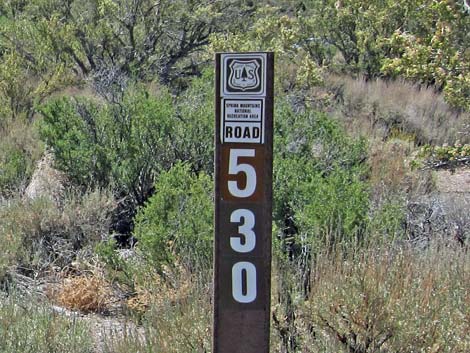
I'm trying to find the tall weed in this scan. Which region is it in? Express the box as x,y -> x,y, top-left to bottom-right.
303,244 -> 470,353
0,294 -> 93,353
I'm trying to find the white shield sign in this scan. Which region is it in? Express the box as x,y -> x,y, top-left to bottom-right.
228,60 -> 260,91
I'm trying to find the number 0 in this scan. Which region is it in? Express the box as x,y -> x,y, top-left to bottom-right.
228,149 -> 257,198
232,262 -> 257,303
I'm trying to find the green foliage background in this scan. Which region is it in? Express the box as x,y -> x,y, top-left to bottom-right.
0,1 -> 469,352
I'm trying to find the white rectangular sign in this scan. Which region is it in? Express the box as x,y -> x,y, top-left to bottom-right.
223,122 -> 262,143
225,100 -> 262,121
221,99 -> 264,143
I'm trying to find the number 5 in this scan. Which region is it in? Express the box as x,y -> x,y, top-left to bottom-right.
228,149 -> 257,198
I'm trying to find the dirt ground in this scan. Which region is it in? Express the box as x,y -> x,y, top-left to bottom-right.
435,167 -> 470,193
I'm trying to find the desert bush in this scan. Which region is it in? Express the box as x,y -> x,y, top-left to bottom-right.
0,196 -> 59,274
271,99 -> 370,351
39,97 -> 109,188
0,51 -> 43,122
173,69 -> 215,174
0,293 -> 93,353
303,245 -> 470,353
95,237 -> 135,286
367,139 -> 414,195
0,119 -> 43,195
367,193 -> 407,244
274,99 -> 369,253
0,188 -> 115,273
50,72 -> 216,242
294,167 -> 370,250
39,85 -> 175,193
208,5 -> 326,94
381,1 -> 470,111
39,85 -> 175,233
133,162 -> 213,275
418,142 -> 470,169
61,188 -> 116,246
103,245 -> 469,353
0,221 -> 23,282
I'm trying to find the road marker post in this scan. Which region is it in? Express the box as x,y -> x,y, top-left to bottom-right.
213,52 -> 274,353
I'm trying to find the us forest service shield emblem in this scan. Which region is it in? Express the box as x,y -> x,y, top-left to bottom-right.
228,59 -> 260,91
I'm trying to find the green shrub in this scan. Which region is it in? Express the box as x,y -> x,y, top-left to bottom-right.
367,193 -> 407,243
0,294 -> 93,353
209,6 -> 326,93
39,85 -> 176,232
0,52 -> 37,123
39,87 -> 174,191
95,238 -> 137,290
133,162 -> 213,275
39,97 -> 108,188
0,197 -> 57,276
274,99 -> 369,251
270,99 -> 371,351
297,168 -> 370,248
0,221 -> 23,282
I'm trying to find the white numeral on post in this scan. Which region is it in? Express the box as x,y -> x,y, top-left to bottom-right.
232,262 -> 257,303
228,149 -> 257,198
228,149 -> 258,304
230,209 -> 256,253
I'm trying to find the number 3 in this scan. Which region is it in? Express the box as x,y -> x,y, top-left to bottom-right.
228,149 -> 257,198
230,209 -> 256,253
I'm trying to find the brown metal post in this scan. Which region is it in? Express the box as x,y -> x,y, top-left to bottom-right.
213,52 -> 274,353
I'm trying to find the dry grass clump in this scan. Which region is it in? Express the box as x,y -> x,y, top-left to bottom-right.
368,138 -> 415,195
102,272 -> 211,353
125,267 -> 193,315
54,273 -> 113,313
0,188 -> 116,273
366,137 -> 434,214
105,244 -> 469,353
125,288 -> 152,314
326,75 -> 470,145
301,244 -> 470,353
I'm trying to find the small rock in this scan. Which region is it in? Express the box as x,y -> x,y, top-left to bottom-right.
24,151 -> 68,206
